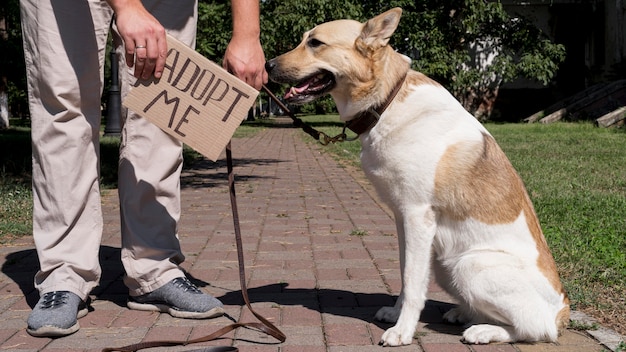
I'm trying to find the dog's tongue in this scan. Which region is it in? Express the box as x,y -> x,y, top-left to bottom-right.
284,83 -> 310,100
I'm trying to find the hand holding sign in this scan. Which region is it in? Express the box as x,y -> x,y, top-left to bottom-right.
124,34 -> 259,161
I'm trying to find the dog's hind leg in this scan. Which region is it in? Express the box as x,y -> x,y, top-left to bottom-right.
378,205 -> 437,346
452,252 -> 563,344
432,257 -> 476,325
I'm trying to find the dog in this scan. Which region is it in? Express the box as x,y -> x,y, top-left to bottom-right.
265,8 -> 570,346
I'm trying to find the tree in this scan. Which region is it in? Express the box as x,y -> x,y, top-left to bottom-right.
253,0 -> 566,120
259,0 -> 364,59
362,0 -> 566,120
0,7 -> 8,129
196,1 -> 232,62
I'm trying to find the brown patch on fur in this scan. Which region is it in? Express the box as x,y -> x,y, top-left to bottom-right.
434,133 -> 568,296
434,134 -> 525,223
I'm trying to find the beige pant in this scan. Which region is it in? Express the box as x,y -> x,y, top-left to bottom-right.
20,0 -> 198,299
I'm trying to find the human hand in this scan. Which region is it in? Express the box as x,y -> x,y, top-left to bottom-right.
223,37 -> 268,91
109,0 -> 167,79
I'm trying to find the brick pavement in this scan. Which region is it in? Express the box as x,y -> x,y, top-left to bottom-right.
0,118 -> 622,351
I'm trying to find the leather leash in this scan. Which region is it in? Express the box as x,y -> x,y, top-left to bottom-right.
102,142 -> 286,352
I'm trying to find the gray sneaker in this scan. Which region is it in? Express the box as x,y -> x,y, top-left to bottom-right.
127,277 -> 224,319
27,291 -> 88,337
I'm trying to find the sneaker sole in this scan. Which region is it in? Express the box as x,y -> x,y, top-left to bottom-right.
26,307 -> 88,337
127,301 -> 225,319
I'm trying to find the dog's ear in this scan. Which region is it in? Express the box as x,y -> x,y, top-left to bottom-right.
356,7 -> 402,54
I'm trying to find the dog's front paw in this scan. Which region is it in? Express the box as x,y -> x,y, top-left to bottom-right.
379,325 -> 414,346
442,307 -> 472,324
374,306 -> 400,323
462,324 -> 512,344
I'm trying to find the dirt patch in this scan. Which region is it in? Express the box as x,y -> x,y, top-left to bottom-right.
580,291 -> 626,336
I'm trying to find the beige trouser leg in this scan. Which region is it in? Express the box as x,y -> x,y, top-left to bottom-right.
21,0 -> 114,300
21,0 -> 198,300
116,0 -> 198,296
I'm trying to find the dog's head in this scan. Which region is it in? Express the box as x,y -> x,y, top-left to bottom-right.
266,8 -> 410,119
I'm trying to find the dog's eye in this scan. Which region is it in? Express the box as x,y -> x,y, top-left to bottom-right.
307,38 -> 325,48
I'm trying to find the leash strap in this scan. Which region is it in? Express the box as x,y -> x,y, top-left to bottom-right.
224,142 -> 287,343
102,142 -> 285,352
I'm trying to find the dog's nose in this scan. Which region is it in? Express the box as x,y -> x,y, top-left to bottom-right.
265,59 -> 276,74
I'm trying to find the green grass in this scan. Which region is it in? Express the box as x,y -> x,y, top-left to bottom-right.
350,229 -> 369,237
487,123 -> 626,302
0,126 -> 33,241
0,181 -> 32,241
233,118 -> 275,138
295,115 -> 626,331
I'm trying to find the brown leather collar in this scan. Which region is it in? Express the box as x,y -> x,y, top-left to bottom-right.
345,73 -> 407,136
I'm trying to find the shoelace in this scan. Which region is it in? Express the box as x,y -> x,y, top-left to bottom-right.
39,291 -> 69,309
172,277 -> 202,294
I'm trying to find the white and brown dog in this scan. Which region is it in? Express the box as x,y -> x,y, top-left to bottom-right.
265,8 -> 570,346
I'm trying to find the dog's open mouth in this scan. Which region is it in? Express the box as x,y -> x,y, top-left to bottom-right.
283,70 -> 335,104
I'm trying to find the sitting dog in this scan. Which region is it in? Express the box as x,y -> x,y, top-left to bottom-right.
265,7 -> 570,346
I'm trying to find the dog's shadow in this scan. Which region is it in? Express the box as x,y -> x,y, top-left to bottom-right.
217,283 -> 462,334
1,246 -> 462,337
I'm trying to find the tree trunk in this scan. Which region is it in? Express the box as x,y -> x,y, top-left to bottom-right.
0,80 -> 8,129
460,86 -> 500,121
0,12 -> 8,129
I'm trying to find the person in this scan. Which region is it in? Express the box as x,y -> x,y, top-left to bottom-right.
19,0 -> 267,337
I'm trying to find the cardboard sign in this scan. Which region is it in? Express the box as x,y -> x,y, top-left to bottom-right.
123,34 -> 259,161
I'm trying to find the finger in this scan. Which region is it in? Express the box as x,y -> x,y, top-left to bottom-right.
125,42 -> 137,68
242,71 -> 253,88
140,38 -> 158,80
250,67 -> 268,90
141,38 -> 160,79
253,73 -> 263,91
133,44 -> 147,79
154,36 -> 168,79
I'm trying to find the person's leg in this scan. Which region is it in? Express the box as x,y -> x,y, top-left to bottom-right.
116,0 -> 196,297
21,0 -> 113,336
116,0 -> 222,318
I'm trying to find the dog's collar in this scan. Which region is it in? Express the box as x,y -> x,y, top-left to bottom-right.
345,73 -> 407,136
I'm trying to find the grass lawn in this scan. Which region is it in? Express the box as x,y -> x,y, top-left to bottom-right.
295,115 -> 626,335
